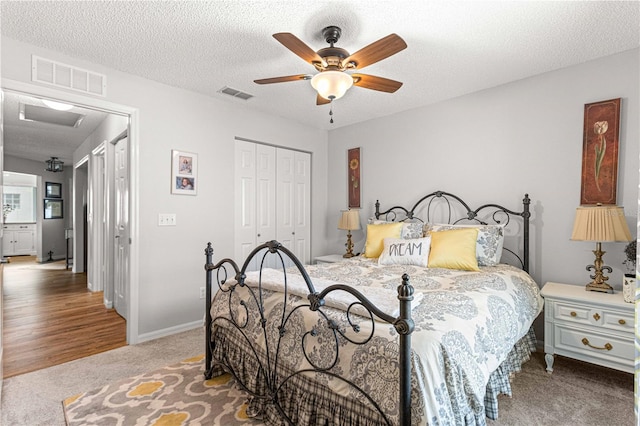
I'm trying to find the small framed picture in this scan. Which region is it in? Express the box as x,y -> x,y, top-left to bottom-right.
44,199 -> 63,219
171,150 -> 198,195
45,182 -> 62,198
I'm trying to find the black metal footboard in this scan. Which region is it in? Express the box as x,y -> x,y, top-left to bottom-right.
204,240 -> 415,425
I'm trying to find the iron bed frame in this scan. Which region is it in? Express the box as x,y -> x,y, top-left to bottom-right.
204,191 -> 532,425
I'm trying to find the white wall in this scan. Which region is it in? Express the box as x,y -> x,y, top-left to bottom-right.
1,37 -> 329,339
327,48 -> 639,295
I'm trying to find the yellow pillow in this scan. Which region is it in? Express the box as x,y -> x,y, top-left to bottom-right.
363,222 -> 403,258
428,228 -> 480,271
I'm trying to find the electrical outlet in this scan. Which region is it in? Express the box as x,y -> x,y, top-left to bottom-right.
199,287 -> 206,299
158,213 -> 177,226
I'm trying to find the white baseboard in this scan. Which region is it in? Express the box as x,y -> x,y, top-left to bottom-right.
136,321 -> 202,344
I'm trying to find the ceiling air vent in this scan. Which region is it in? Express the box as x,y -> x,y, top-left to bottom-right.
32,55 -> 106,97
219,86 -> 254,101
19,103 -> 85,128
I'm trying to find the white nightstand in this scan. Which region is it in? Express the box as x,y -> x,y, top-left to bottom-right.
314,254 -> 348,264
541,282 -> 634,374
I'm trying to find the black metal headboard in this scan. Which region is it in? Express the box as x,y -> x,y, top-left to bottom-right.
375,191 -> 531,272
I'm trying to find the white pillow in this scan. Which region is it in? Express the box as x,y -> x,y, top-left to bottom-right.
378,236 -> 431,267
424,223 -> 505,266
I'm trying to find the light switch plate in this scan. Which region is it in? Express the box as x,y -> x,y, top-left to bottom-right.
158,213 -> 176,226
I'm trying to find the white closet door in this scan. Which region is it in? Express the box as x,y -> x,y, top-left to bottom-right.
235,141 -> 277,271
276,148 -> 295,261
255,144 -> 277,269
234,141 -> 257,269
236,141 -> 310,270
293,151 -> 311,264
277,148 -> 311,265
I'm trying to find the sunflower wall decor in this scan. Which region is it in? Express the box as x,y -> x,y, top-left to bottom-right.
348,147 -> 361,208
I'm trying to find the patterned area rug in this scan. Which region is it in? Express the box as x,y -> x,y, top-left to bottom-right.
62,355 -> 263,425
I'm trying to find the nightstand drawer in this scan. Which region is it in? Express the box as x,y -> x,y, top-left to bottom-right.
554,302 -> 592,324
553,324 -> 634,368
601,310 -> 634,333
553,301 -> 633,334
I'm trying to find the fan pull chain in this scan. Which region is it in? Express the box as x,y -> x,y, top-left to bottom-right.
329,101 -> 334,124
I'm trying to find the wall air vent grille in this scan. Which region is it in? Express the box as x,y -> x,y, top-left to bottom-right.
219,86 -> 254,101
32,55 -> 106,97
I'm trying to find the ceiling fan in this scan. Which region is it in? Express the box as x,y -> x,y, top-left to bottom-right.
254,26 -> 407,106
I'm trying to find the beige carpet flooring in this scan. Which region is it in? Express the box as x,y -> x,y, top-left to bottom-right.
1,326 -> 635,425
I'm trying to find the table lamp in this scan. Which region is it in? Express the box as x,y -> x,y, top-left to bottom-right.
571,205 -> 632,293
338,209 -> 360,258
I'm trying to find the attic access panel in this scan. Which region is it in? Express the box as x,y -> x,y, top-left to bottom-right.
19,103 -> 85,128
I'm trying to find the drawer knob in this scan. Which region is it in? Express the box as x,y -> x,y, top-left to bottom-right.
593,313 -> 601,321
570,311 -> 577,317
581,338 -> 612,351
618,319 -> 626,325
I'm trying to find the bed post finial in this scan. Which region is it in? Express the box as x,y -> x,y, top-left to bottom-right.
375,200 -> 380,219
396,273 -> 414,425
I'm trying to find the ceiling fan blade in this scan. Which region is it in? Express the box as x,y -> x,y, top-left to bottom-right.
343,34 -> 407,70
316,94 -> 331,105
273,33 -> 324,66
352,74 -> 403,93
254,74 -> 311,84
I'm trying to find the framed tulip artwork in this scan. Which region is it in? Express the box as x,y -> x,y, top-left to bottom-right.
580,98 -> 621,205
348,147 -> 361,208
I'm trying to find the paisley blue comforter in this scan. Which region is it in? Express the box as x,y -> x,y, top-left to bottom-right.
209,256 -> 543,425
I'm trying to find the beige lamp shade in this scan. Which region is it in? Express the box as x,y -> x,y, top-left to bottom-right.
571,205 -> 632,242
338,209 -> 361,231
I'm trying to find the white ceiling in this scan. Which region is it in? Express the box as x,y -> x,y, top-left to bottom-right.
1,1 -> 638,160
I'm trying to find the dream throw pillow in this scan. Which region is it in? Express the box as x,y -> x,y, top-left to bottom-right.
378,236 -> 431,267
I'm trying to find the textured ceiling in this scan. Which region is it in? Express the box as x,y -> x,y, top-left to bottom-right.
1,1 -> 639,138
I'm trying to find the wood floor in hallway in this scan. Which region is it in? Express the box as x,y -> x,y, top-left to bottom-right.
2,256 -> 126,378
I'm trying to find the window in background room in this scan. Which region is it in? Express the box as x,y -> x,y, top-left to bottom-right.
3,172 -> 38,223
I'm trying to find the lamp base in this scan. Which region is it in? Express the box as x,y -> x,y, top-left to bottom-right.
584,242 -> 614,294
585,281 -> 614,294
343,230 -> 355,258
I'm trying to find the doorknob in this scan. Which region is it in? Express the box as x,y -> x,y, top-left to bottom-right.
115,235 -> 120,239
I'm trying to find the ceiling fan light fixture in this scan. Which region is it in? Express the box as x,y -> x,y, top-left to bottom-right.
311,70 -> 353,101
42,99 -> 74,111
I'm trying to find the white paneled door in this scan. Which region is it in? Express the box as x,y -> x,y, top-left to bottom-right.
276,148 -> 310,266
114,136 -> 129,320
235,140 -> 310,270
